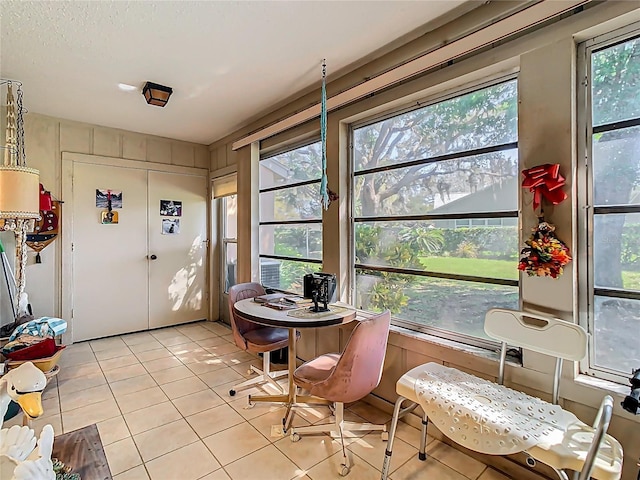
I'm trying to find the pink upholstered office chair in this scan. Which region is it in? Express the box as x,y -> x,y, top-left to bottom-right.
227,282 -> 289,396
289,310 -> 391,476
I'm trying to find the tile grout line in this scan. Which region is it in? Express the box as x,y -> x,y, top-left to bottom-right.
476,465 -> 489,480
127,327 -> 209,474
127,323 -> 322,477
91,338 -> 147,478
150,322 -> 240,479
62,322 -> 458,480
105,325 -> 208,479
117,323 -> 232,478
56,323 -> 230,479
93,327 -> 204,477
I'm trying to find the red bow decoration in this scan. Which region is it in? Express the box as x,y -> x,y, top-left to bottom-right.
521,164 -> 567,211
39,183 -> 52,211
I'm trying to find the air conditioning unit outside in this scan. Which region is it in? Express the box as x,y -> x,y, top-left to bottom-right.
260,260 -> 281,289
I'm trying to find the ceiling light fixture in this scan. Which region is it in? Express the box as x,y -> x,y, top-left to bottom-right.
142,81 -> 173,107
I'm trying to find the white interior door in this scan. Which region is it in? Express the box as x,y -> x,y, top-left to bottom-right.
148,171 -> 208,328
72,163 -> 149,341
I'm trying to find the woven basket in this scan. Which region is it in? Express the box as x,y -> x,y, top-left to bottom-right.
6,345 -> 65,373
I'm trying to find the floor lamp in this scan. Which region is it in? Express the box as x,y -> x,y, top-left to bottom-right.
0,80 -> 40,321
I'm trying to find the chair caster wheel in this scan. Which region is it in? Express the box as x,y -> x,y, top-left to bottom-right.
339,464 -> 350,476
418,452 -> 427,461
290,433 -> 301,442
229,389 -> 236,396
247,369 -> 253,375
381,431 -> 389,441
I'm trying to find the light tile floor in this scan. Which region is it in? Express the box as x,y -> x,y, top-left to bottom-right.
5,321 -> 512,480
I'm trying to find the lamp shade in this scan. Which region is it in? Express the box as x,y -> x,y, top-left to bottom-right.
0,165 -> 40,219
142,81 -> 173,107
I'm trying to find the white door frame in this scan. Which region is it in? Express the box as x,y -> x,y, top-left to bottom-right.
61,152 -> 208,344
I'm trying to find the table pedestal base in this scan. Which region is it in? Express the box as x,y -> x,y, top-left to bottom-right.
246,328 -> 335,432
248,393 -> 290,404
282,395 -> 333,432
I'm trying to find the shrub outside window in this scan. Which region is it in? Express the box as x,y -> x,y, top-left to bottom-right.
259,141 -> 323,294
352,79 -> 520,346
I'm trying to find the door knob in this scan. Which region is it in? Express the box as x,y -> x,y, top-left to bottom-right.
149,254 -> 157,260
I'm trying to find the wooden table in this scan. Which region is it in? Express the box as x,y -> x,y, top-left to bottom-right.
52,424 -> 112,480
233,299 -> 356,431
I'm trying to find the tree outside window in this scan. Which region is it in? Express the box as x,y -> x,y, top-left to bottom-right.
352,80 -> 519,343
259,142 -> 323,293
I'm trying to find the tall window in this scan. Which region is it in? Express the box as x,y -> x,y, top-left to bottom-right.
259,141 -> 323,294
222,194 -> 237,293
352,79 -> 519,345
580,30 -> 640,381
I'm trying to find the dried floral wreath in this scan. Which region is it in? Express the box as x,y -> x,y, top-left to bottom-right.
519,164 -> 571,278
518,221 -> 571,278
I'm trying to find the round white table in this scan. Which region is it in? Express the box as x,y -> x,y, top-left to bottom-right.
233,298 -> 356,430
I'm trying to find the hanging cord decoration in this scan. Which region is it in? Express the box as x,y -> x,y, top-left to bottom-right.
8,82 -> 29,297
7,82 -> 29,309
16,82 -> 27,167
320,60 -> 330,210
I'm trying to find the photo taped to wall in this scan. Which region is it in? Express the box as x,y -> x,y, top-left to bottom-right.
96,189 -> 123,208
162,218 -> 180,235
160,199 -> 182,216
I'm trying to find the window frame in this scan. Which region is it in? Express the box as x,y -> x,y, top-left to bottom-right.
221,194 -> 237,294
577,22 -> 640,384
349,75 -> 521,350
259,139 -> 323,292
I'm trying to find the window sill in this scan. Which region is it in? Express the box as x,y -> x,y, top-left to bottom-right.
573,373 -> 629,396
387,323 -> 521,366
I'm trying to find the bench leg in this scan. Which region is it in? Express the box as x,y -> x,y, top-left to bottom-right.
550,467 -> 570,480
381,396 -> 405,480
382,396 -> 424,480
419,412 -> 429,461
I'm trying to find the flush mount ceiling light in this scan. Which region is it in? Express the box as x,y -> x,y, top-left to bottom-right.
142,81 -> 173,107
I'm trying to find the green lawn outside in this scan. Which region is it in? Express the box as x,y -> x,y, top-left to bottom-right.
419,256 -> 518,280
622,270 -> 640,291
419,256 -> 640,289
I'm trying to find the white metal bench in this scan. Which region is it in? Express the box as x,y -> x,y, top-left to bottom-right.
381,308 -> 623,480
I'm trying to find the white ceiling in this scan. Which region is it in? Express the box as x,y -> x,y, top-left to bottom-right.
1,1 -> 468,145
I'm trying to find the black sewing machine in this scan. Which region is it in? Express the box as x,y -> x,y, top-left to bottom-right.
303,273 -> 336,313
622,368 -> 640,415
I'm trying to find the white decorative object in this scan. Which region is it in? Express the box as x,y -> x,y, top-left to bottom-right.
0,362 -> 53,480
0,362 -> 47,425
0,425 -> 37,460
1,425 -> 54,480
16,293 -> 29,318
